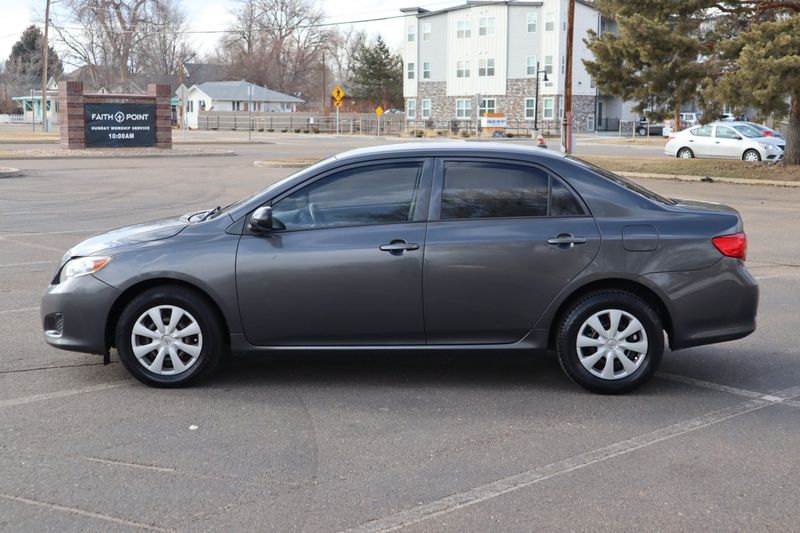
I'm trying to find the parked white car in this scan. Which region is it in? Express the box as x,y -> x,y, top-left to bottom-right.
665,122 -> 785,162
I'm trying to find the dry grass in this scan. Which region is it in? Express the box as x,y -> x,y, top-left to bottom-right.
579,156 -> 800,181
0,132 -> 59,142
580,136 -> 667,146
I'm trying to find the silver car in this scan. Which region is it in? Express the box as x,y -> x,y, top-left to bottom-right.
665,122 -> 785,162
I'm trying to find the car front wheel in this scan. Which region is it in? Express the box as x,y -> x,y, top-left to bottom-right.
115,286 -> 225,387
556,291 -> 664,394
743,149 -> 761,162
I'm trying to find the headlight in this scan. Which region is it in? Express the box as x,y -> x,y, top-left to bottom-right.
59,256 -> 111,283
757,143 -> 775,151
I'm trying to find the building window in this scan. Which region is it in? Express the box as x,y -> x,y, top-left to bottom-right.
545,12 -> 555,31
422,98 -> 432,118
455,98 -> 472,118
456,60 -> 470,78
407,62 -> 415,80
478,58 -> 495,77
199,101 -> 206,111
407,99 -> 416,119
187,100 -> 194,112
233,101 -> 241,111
407,24 -> 416,42
527,12 -> 537,33
456,20 -> 471,38
525,98 -> 536,119
526,55 -> 538,76
422,62 -> 431,79
544,55 -> 553,75
479,98 -> 496,116
422,22 -> 432,41
559,96 -> 564,119
543,97 -> 554,119
561,55 -> 566,74
478,17 -> 496,36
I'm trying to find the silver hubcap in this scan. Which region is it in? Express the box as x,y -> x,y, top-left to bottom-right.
576,309 -> 648,381
131,305 -> 202,375
744,151 -> 759,161
679,149 -> 692,158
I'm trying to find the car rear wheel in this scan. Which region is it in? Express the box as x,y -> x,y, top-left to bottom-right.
115,286 -> 225,387
743,149 -> 761,162
677,147 -> 694,159
556,291 -> 664,394
637,126 -> 647,136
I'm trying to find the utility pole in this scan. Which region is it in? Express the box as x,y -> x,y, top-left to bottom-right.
563,0 -> 575,154
41,0 -> 51,132
321,50 -> 326,114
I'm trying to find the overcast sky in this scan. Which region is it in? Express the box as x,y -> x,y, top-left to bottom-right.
0,0 -> 463,71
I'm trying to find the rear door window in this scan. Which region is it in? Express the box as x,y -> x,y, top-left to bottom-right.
439,161 -> 585,219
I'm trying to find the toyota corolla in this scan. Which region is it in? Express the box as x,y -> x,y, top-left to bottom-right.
41,143 -> 758,394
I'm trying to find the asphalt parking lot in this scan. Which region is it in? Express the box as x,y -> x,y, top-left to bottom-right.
1,137 -> 799,532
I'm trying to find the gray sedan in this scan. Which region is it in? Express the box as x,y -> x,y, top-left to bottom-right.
42,143 -> 758,394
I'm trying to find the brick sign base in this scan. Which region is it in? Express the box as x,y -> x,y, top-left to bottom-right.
58,81 -> 172,149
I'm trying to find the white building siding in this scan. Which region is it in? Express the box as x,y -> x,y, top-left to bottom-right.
446,4 -> 507,97
403,14 -> 419,98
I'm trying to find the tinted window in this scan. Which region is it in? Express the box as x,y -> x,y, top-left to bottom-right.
273,163 -> 422,230
715,126 -> 740,139
550,180 -> 585,216
441,162 -> 549,219
691,125 -> 712,137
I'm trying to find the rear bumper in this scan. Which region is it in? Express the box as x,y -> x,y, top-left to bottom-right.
644,258 -> 758,350
41,275 -> 120,355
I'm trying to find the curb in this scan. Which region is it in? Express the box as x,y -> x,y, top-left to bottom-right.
0,150 -> 237,161
616,171 -> 800,188
0,167 -> 23,178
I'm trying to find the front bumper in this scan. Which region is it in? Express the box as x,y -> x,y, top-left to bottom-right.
41,274 -> 121,355
644,257 -> 759,350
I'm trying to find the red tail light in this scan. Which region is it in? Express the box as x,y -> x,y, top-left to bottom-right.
712,232 -> 747,260
762,131 -> 774,136
667,136 -> 675,141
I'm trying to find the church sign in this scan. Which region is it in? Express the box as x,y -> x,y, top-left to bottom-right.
84,103 -> 157,148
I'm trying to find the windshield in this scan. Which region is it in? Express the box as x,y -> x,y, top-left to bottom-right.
733,125 -> 763,138
567,157 -> 676,206
215,157 -> 331,218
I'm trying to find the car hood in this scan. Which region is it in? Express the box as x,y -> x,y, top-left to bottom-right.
65,216 -> 190,258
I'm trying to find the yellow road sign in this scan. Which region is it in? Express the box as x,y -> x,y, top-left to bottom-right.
375,106 -> 384,117
333,100 -> 343,107
332,86 -> 344,101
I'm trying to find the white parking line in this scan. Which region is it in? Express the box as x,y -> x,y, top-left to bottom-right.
0,492 -> 171,532
0,260 -> 54,268
0,306 -> 39,315
656,372 -> 765,399
339,387 -> 800,533
0,381 -> 131,408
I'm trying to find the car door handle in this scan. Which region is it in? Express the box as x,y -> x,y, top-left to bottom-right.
547,234 -> 587,246
380,240 -> 420,252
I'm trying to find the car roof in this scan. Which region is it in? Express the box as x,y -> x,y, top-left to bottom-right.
333,141 -> 569,162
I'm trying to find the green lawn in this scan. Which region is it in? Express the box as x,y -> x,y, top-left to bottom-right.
578,156 -> 800,181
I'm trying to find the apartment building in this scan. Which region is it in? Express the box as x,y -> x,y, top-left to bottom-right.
401,0 -> 633,132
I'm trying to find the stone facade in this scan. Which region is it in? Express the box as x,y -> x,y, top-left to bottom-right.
408,79 -> 598,135
58,81 -> 172,149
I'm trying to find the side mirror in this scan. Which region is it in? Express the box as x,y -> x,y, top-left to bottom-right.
249,206 -> 274,232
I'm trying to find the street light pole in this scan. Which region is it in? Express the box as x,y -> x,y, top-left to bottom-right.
533,62 -> 548,135
41,0 -> 51,132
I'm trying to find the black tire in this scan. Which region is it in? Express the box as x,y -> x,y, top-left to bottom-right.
677,147 -> 694,159
115,285 -> 225,387
556,291 -> 664,394
637,126 -> 647,136
742,149 -> 761,162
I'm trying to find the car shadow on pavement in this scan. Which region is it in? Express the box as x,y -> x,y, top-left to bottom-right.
208,350 -> 573,391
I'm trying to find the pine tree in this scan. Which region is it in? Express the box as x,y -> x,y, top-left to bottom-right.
583,0 -> 714,127
350,36 -> 402,108
707,4 -> 800,164
4,25 -> 63,87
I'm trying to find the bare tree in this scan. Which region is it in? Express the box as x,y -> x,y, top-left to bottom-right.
327,27 -> 367,90
216,0 -> 334,98
51,0 -> 194,88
